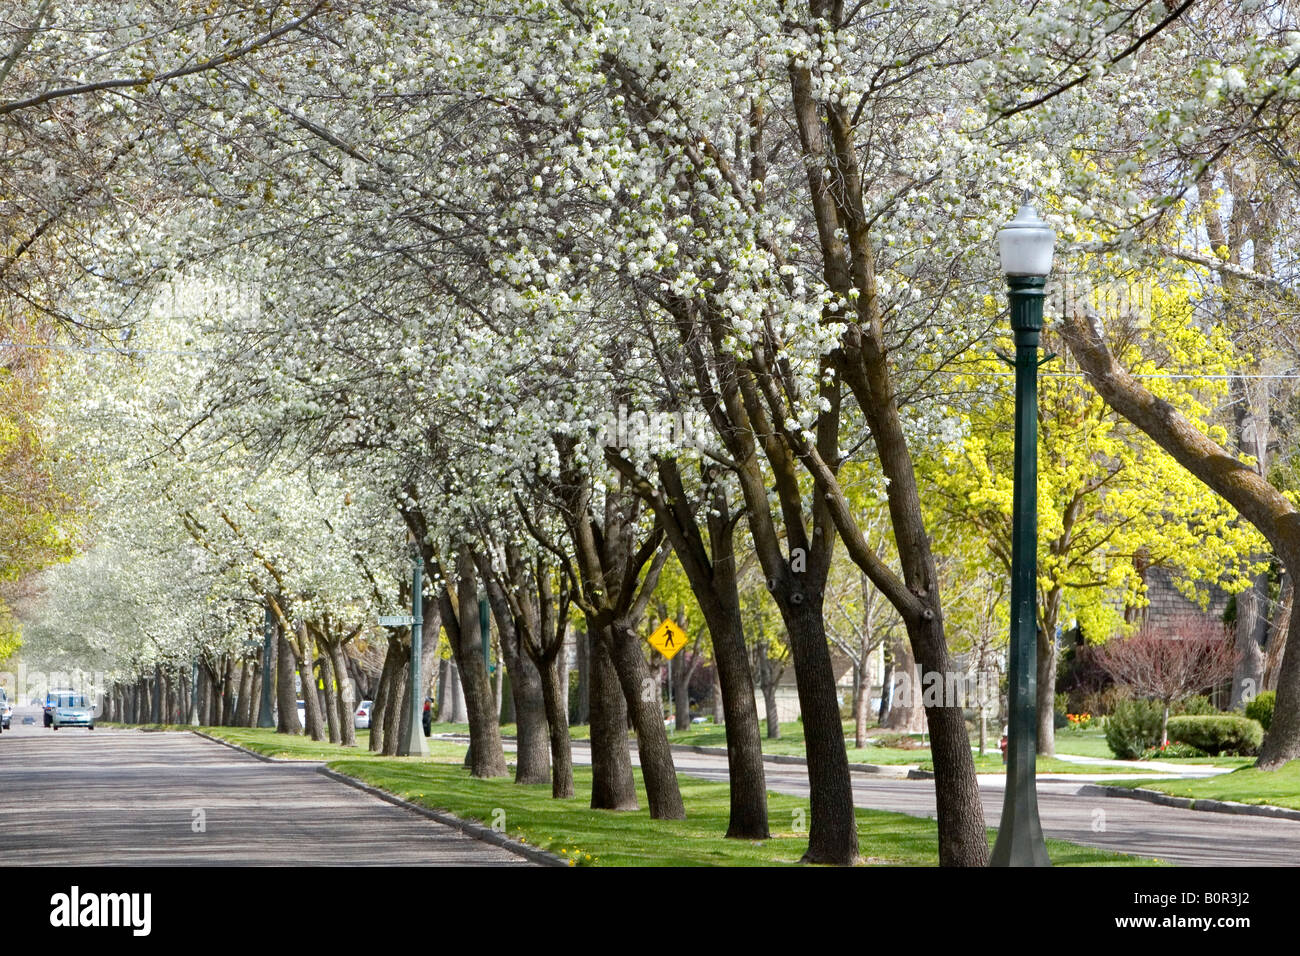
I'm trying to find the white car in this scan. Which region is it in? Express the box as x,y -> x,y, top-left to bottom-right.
50,692 -> 95,730
354,700 -> 374,730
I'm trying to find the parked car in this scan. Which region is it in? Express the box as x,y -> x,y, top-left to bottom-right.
354,700 -> 373,730
296,700 -> 307,728
1,688 -> 11,730
49,692 -> 95,730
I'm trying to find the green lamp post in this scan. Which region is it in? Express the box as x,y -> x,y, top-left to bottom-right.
257,601 -> 276,728
400,541 -> 429,757
990,197 -> 1055,867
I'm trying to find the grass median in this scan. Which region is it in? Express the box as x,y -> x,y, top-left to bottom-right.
1101,759 -> 1300,810
186,725 -> 1159,866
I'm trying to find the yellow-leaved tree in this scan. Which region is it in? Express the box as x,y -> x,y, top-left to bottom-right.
925,276 -> 1266,755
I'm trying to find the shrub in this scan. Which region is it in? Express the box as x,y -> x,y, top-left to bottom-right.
1078,686 -> 1128,717
872,732 -> 925,750
1105,698 -> 1166,759
1175,694 -> 1217,716
1245,691 -> 1276,732
1141,742 -> 1206,759
1166,715 -> 1264,756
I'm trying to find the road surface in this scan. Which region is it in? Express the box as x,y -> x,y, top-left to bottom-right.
0,709 -> 529,866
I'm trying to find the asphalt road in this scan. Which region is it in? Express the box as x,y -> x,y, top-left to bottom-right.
0,708 -> 529,866
568,740 -> 1300,866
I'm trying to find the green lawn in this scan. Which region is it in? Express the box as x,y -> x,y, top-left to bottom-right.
1053,728 -> 1254,769
328,759 -> 1158,867
1103,760 -> 1300,810
182,725 -> 1156,866
1052,728 -> 1114,758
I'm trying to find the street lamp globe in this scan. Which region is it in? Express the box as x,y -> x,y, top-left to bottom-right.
997,200 -> 1056,277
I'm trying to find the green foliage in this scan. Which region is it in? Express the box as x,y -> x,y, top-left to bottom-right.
1166,715 -> 1264,756
1245,691 -> 1276,732
1174,694 -> 1217,716
1105,698 -> 1166,759
924,280 -> 1265,641
1141,742 -> 1206,759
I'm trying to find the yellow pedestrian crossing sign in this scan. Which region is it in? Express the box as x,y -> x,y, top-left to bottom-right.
647,619 -> 687,659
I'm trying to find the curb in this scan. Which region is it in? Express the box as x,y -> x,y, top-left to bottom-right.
1078,783 -> 1300,822
316,766 -> 568,867
191,729 -> 310,764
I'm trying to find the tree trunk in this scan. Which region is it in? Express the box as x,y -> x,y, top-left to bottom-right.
575,627 -> 590,725
221,656 -> 237,726
1262,606 -> 1300,767
711,666 -> 724,725
248,662 -> 262,728
329,640 -> 358,747
878,654 -> 894,726
450,659 -> 467,722
1264,575 -> 1292,692
295,622 -> 326,741
318,649 -> 341,744
854,657 -> 869,750
235,662 -> 254,727
756,635 -> 782,739
435,657 -> 453,722
418,607 -> 440,732
369,637 -> 399,752
702,605 -> 769,838
604,623 -> 685,819
587,628 -> 637,810
276,626 -> 301,735
1231,578 -> 1268,708
1037,627 -> 1057,756
450,553 -> 508,777
205,662 -> 222,726
881,632 -> 925,732
763,681 -> 780,738
193,668 -> 206,727
537,652 -> 574,798
781,599 -> 858,863
673,656 -> 692,730
558,641 -> 571,726
493,658 -> 505,720
382,653 -> 408,757
511,654 -> 550,784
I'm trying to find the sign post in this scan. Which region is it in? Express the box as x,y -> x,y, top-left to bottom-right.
648,619 -> 687,726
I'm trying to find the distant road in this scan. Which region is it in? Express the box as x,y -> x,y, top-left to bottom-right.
0,712 -> 529,866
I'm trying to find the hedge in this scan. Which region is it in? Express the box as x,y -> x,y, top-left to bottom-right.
1166,715 -> 1264,756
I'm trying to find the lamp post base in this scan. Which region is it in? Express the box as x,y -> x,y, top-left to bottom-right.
990,802 -> 1052,867
398,718 -> 428,757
